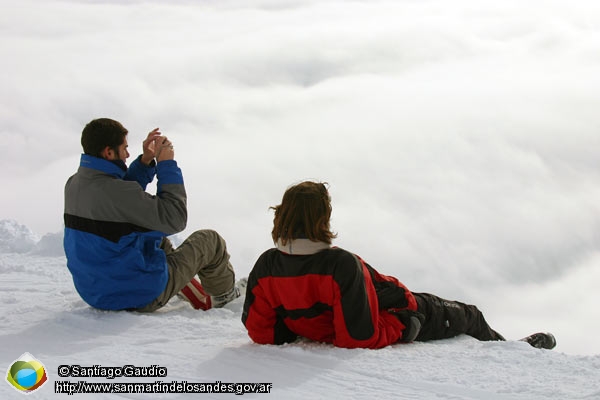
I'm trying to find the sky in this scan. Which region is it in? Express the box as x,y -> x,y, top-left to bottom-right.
1,0 -> 600,355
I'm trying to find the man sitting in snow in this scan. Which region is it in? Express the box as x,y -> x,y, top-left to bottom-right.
242,181 -> 555,350
64,118 -> 242,312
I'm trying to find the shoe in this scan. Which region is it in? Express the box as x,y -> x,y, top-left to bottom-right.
236,277 -> 248,296
178,277 -> 212,310
520,332 -> 556,350
211,278 -> 248,308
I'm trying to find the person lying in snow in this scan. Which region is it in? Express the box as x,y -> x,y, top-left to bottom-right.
242,181 -> 555,350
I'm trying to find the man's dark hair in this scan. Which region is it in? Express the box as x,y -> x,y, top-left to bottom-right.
81,118 -> 128,157
271,181 -> 337,245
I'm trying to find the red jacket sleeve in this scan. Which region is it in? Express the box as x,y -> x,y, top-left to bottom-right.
242,255 -> 298,345
330,254 -> 406,348
361,257 -> 418,312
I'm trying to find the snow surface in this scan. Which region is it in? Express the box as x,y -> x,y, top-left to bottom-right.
1,221 -> 599,399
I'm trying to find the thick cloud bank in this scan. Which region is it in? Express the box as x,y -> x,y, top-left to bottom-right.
1,0 -> 599,355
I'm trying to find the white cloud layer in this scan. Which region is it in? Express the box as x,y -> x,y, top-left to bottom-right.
1,0 -> 599,353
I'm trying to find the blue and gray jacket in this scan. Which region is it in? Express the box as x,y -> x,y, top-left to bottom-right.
64,154 -> 187,310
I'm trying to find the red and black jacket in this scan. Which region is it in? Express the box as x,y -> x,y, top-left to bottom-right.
242,240 -> 417,349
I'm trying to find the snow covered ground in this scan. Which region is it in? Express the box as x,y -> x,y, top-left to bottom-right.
1,221 -> 599,399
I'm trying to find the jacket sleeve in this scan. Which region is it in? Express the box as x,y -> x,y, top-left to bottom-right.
124,155 -> 156,190
330,253 -> 406,349
364,261 -> 418,311
98,160 -> 187,235
242,253 -> 297,345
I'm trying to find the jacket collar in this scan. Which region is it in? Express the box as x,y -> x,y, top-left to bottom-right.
275,239 -> 331,255
79,154 -> 126,178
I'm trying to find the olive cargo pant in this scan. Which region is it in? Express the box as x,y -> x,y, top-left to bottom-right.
413,292 -> 505,342
136,229 -> 235,312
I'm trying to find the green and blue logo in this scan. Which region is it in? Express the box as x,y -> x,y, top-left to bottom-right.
6,353 -> 48,394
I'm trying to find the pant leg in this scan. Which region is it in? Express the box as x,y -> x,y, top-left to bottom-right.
414,292 -> 505,342
136,230 -> 235,312
161,236 -> 176,255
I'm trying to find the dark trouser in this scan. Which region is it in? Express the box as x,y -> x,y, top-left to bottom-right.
413,293 -> 505,342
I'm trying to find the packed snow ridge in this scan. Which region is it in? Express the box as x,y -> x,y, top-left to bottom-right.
0,219 -> 63,256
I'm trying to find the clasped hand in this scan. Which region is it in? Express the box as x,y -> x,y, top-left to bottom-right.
141,128 -> 175,164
